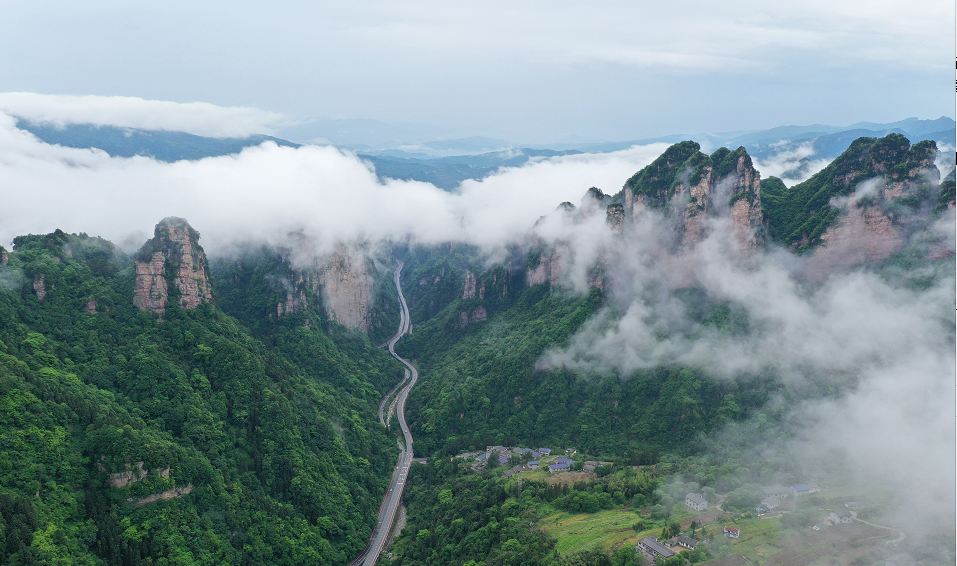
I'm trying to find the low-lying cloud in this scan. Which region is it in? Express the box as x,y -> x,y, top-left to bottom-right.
0,93 -> 286,138
536,200 -> 955,542
0,110 -> 668,259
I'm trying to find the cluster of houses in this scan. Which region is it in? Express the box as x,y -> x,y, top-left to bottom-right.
454,446 -> 612,478
756,483 -> 812,514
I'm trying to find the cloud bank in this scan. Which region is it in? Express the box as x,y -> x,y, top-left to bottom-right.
0,110 -> 668,256
0,93 -> 285,138
536,201 -> 955,541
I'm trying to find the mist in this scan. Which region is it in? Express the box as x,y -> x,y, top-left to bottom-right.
535,192 -> 955,543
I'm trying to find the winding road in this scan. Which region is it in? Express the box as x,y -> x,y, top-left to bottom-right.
350,260 -> 418,566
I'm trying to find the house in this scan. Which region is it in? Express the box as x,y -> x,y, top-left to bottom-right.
685,493 -> 708,511
548,462 -> 571,473
531,451 -> 541,459
724,526 -> 740,538
498,456 -> 509,465
789,483 -> 810,496
674,535 -> 698,550
758,497 -> 780,513
829,509 -> 852,524
502,465 -> 525,479
538,447 -> 551,455
475,453 -> 488,462
583,461 -> 613,473
844,501 -> 863,510
555,457 -> 569,464
764,486 -> 790,499
528,461 -> 540,470
636,536 -> 675,559
516,448 -> 533,457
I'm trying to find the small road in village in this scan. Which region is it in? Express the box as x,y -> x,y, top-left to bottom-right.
350,260 -> 418,566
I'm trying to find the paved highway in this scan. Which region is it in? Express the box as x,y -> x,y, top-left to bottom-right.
350,260 -> 418,566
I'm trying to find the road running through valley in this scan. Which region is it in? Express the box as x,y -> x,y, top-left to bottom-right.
350,260 -> 418,566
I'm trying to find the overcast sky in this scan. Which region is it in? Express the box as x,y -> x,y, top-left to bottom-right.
0,0 -> 953,143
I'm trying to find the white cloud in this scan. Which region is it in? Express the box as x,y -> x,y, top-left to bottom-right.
535,199 -> 955,539
0,93 -> 285,137
0,110 -> 666,257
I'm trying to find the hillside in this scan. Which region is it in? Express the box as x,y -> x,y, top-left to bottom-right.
0,224 -> 403,565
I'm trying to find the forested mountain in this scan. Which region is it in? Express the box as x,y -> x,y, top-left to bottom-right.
0,132 -> 952,565
0,225 -> 403,565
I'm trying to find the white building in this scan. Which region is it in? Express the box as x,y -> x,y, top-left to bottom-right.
685,493 -> 708,511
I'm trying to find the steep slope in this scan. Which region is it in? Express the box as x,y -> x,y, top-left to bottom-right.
0,227 -> 403,565
616,142 -> 764,249
760,133 -> 941,253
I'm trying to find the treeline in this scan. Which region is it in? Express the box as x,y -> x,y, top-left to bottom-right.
0,231 -> 404,564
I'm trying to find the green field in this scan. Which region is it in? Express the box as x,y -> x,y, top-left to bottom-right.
539,508 -> 652,555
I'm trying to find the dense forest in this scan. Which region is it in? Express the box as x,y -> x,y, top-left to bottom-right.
0,230 -> 403,565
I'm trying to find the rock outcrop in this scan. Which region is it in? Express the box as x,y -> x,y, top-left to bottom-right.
264,244 -> 375,332
618,143 -> 764,249
133,217 -> 213,314
463,270 -> 483,300
33,274 -> 46,301
318,247 -> 374,331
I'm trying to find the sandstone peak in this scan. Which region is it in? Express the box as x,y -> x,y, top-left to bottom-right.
133,217 -> 213,314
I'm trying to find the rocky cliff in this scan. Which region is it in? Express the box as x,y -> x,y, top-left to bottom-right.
317,246 -> 374,332
133,217 -> 213,314
618,142 -> 764,248
762,135 -> 940,253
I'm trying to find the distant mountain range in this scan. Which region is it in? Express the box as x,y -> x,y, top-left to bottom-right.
15,116 -> 955,190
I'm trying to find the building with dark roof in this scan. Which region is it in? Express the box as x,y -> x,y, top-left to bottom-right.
636,536 -> 675,559
548,462 -> 570,473
790,483 -> 810,496
674,535 -> 698,550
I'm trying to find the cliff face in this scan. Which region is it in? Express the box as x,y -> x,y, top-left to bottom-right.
762,135 -> 940,253
318,247 -> 374,332
619,143 -> 764,249
133,217 -> 213,314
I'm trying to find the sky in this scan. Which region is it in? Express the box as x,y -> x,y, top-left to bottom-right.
0,0 -> 953,144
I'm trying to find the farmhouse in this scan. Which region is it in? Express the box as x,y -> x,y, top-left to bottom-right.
636,536 -> 675,559
829,509 -> 853,524
674,535 -> 698,550
764,485 -> 790,499
724,526 -> 740,538
548,462 -> 571,473
528,461 -> 540,470
685,493 -> 708,511
790,483 -> 810,496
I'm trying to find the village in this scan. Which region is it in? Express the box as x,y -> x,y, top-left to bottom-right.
454,445 -> 614,478
453,447 -> 907,565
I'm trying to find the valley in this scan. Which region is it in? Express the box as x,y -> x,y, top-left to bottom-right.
0,131 -> 952,566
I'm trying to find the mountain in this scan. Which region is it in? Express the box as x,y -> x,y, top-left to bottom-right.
16,120 -> 300,162
0,132 -> 952,565
0,222 -> 403,564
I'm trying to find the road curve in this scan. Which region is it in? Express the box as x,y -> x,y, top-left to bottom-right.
350,260 -> 418,566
